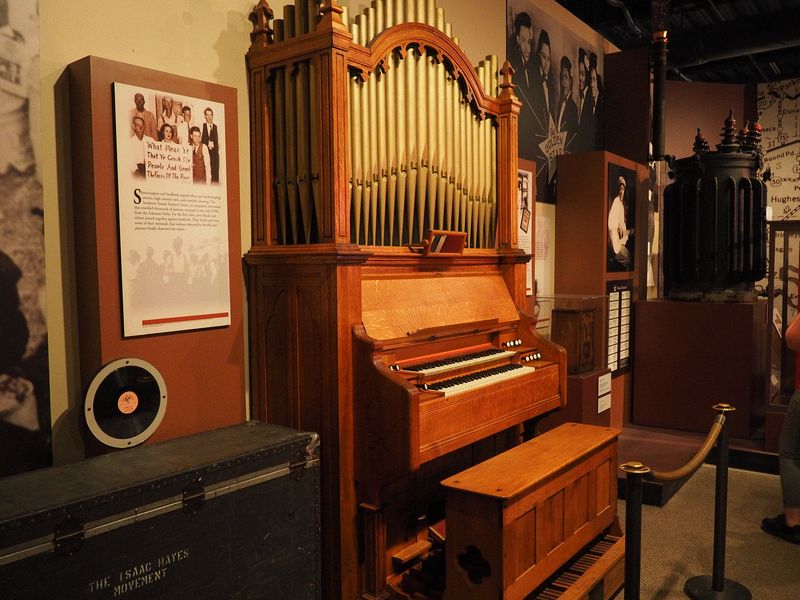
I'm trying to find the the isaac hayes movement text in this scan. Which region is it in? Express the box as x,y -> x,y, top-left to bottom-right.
132,190 -> 221,232
87,548 -> 189,596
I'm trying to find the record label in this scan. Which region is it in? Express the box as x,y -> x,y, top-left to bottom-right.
118,390 -> 139,414
84,358 -> 167,448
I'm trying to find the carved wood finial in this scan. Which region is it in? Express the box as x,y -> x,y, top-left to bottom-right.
319,0 -> 346,29
498,60 -> 516,99
249,0 -> 274,48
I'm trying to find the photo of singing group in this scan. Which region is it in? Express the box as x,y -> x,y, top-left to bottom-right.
506,0 -> 605,204
118,86 -> 224,186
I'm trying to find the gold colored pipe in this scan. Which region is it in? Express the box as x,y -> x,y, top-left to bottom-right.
465,95 -> 474,245
362,83 -> 373,244
284,4 -> 296,38
405,62 -> 417,240
309,58 -> 321,241
415,64 -> 427,241
489,55 -> 498,245
284,69 -> 299,242
425,0 -> 435,26
395,54 -> 407,244
374,2 -> 388,243
295,0 -> 306,36
476,63 -> 486,248
350,68 -> 362,244
295,59 -> 312,242
367,7 -> 379,244
273,67 -> 288,243
426,147 -> 438,233
443,61 -> 453,230
454,87 -> 464,235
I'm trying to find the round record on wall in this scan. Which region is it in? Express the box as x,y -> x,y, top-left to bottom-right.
84,357 -> 167,448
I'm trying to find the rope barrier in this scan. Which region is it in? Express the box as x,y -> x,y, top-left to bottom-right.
648,414 -> 724,482
619,403 -> 752,600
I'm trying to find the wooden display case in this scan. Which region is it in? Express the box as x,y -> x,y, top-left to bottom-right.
554,151 -> 649,428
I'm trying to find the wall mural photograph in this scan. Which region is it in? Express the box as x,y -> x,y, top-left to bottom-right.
506,0 -> 604,203
0,0 -> 49,476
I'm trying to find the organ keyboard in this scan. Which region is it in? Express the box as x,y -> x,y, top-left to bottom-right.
422,362 -> 532,396
354,271 -> 568,597
393,347 -> 516,375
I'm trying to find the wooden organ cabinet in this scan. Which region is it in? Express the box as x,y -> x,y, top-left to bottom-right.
243,2 -> 570,598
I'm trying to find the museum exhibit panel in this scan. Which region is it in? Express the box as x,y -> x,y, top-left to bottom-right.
549,151 -> 649,432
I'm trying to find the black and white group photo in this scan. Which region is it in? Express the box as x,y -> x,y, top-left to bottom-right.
0,0 -> 49,476
123,88 -> 223,185
507,0 -> 605,203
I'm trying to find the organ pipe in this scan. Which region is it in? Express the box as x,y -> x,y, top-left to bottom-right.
267,0 -> 504,248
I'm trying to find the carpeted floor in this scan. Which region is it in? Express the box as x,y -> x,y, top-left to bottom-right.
618,464 -> 800,599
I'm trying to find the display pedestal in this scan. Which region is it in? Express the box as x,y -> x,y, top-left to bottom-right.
633,300 -> 767,439
554,151 -> 649,430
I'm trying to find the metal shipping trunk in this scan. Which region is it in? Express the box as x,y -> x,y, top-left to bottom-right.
0,421 -> 320,599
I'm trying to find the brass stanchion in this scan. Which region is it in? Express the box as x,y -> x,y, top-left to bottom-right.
684,403 -> 752,600
619,461 -> 651,600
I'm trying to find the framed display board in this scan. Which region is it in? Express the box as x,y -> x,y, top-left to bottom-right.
67,56 -> 245,448
112,82 -> 232,337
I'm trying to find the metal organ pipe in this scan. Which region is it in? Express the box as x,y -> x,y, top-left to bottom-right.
268,0 -> 502,248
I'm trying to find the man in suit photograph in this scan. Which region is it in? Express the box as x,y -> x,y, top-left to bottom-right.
555,55 -> 578,149
575,47 -> 592,152
507,10 -> 536,159
201,107 -> 220,183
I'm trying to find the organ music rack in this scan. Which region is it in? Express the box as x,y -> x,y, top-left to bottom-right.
243,2 -> 569,598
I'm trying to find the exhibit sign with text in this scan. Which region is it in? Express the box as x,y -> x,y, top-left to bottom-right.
113,82 -> 230,337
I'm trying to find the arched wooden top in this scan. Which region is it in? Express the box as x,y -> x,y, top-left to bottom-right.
348,22 -> 506,122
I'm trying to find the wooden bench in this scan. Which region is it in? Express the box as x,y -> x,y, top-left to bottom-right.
441,422 -> 623,600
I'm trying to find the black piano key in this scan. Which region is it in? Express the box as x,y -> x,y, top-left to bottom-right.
404,348 -> 508,372
421,363 -> 525,392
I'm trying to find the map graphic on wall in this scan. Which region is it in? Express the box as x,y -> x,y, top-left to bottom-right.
113,82 -> 231,337
759,77 -> 800,320
506,0 -> 604,204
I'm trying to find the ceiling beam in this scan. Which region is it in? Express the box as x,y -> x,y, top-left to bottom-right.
667,7 -> 800,70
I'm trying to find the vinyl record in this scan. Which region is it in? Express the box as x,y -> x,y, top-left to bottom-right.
84,358 -> 167,448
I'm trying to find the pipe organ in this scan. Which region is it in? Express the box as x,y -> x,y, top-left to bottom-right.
244,2 -> 567,598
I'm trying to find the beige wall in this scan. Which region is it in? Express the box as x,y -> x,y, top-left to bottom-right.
664,79 -> 753,158
39,0 -> 609,463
